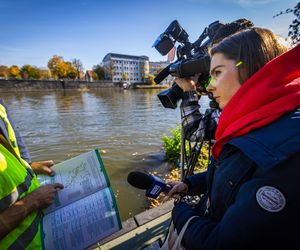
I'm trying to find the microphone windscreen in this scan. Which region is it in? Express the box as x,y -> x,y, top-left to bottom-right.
127,171 -> 153,190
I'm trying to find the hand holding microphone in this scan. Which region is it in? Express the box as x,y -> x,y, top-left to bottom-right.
127,171 -> 171,199
127,171 -> 188,199
165,181 -> 188,199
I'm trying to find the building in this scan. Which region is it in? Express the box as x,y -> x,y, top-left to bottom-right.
149,61 -> 174,85
149,61 -> 170,74
102,53 -> 149,83
85,70 -> 94,82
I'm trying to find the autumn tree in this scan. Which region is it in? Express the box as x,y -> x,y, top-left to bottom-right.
20,65 -> 32,79
92,64 -> 105,80
148,74 -> 156,86
0,65 -> 9,79
71,58 -> 84,79
39,68 -> 51,79
20,65 -> 42,79
105,62 -> 114,80
47,55 -> 68,79
91,71 -> 98,80
65,62 -> 77,79
9,65 -> 21,79
122,72 -> 129,81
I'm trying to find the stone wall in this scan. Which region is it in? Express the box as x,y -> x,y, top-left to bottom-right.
0,79 -> 116,92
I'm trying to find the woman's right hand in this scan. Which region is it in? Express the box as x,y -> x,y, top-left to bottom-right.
166,181 -> 188,199
174,77 -> 196,92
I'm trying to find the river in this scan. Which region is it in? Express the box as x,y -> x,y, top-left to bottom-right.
1,88 -> 209,220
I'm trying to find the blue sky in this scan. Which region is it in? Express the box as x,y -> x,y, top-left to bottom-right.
0,0 -> 298,70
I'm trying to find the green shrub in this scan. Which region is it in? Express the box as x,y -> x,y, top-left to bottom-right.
162,125 -> 209,172
161,125 -> 181,163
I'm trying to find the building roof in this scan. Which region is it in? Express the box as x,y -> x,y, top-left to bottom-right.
103,53 -> 149,62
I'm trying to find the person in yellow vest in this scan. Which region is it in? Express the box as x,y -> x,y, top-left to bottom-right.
0,135 -> 63,249
0,99 -> 64,248
0,99 -> 55,176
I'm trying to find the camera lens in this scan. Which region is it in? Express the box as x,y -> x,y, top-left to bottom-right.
157,83 -> 183,109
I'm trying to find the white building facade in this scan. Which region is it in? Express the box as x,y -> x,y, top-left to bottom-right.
102,53 -> 149,83
149,61 -> 175,85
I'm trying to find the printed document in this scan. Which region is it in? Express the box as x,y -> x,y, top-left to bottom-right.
38,149 -> 122,250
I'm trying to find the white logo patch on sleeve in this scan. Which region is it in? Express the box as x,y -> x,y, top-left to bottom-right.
256,186 -> 286,212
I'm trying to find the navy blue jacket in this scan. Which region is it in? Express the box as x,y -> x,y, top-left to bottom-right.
172,107 -> 300,249
0,99 -> 31,163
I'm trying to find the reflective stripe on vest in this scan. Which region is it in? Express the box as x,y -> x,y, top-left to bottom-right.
8,211 -> 42,250
0,104 -> 21,158
0,144 -> 41,249
0,167 -> 35,212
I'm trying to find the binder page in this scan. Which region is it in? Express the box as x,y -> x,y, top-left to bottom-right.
38,149 -> 110,213
42,187 -> 121,250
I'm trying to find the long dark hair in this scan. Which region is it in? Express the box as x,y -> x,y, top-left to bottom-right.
210,28 -> 288,83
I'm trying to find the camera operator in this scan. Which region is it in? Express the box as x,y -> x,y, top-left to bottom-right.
166,26 -> 300,250
176,19 -> 254,143
176,76 -> 220,142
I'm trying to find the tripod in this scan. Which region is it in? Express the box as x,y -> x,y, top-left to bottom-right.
180,108 -> 215,180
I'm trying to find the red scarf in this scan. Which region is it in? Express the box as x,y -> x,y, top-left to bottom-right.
212,44 -> 300,159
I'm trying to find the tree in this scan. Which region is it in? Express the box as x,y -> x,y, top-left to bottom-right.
47,55 -> 68,79
91,71 -> 98,80
20,65 -> 42,79
92,64 -> 105,80
71,59 -> 84,79
9,65 -> 21,79
148,74 -> 156,86
20,64 -> 32,79
65,62 -> 77,79
104,61 -> 114,80
39,68 -> 51,79
122,72 -> 129,81
0,65 -> 9,79
274,2 -> 300,45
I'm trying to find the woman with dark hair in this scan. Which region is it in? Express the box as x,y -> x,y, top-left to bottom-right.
167,28 -> 300,249
177,18 -> 254,143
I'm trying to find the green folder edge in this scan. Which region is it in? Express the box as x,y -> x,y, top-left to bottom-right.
95,149 -> 122,230
40,149 -> 123,250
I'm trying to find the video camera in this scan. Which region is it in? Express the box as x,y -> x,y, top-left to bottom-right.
152,20 -> 223,109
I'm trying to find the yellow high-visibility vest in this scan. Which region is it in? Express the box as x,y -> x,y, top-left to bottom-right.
0,137 -> 42,249
0,104 -> 21,158
0,104 -> 31,168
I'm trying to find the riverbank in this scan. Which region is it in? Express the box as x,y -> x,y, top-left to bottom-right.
0,79 -> 169,92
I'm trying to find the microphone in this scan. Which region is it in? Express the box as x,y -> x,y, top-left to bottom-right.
127,171 -> 171,199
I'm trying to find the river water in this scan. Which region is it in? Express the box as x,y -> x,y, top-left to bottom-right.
1,88 -> 209,220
